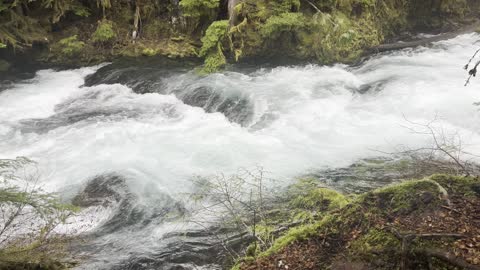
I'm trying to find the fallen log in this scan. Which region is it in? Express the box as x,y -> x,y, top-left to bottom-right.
370,21 -> 480,53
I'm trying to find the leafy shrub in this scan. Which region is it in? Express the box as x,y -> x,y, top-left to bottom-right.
92,20 -> 116,43
58,35 -> 85,56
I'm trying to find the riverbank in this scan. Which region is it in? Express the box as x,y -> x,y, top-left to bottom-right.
233,174 -> 480,270
1,0 -> 479,73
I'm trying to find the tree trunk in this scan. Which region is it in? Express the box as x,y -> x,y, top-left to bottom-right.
228,0 -> 241,26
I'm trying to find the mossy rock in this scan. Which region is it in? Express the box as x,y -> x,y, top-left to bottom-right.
288,179 -> 350,211
370,179 -> 445,215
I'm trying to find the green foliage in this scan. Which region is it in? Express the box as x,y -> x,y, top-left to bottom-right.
305,11 -> 374,62
200,20 -> 229,57
201,42 -> 227,74
288,179 -> 350,211
72,4 -> 91,17
180,0 -> 220,17
0,42 -> 6,48
0,157 -> 79,268
268,0 -> 301,14
142,48 -> 157,56
92,20 -> 116,43
199,20 -> 229,73
58,35 -> 85,56
261,12 -> 306,39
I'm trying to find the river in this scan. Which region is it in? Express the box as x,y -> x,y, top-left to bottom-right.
1,33 -> 480,269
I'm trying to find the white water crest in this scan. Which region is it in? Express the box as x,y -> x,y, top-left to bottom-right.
1,33 -> 480,268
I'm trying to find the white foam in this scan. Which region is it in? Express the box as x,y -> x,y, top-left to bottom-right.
1,35 -> 480,194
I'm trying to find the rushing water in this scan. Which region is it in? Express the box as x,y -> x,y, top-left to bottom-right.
1,33 -> 480,269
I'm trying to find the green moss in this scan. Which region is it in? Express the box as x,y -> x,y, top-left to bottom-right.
0,0 -> 475,66
92,20 -> 116,43
254,224 -> 276,245
289,181 -> 349,211
180,0 -> 220,17
300,11 -> 382,63
372,179 -> 443,214
201,50 -> 227,73
245,242 -> 260,257
429,174 -> 480,197
261,223 -> 318,257
350,229 -> 400,260
199,20 -> 229,73
199,20 -> 229,57
142,48 -> 157,56
237,174 -> 478,269
260,12 -> 307,39
72,4 -> 91,17
58,35 -> 85,56
260,214 -> 337,257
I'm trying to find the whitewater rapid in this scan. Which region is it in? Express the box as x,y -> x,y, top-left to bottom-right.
1,33 -> 480,268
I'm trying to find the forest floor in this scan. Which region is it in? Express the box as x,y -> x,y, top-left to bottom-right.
236,175 -> 480,270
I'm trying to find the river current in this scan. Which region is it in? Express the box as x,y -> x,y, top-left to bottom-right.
1,33 -> 480,269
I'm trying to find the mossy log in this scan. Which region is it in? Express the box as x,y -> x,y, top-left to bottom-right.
371,20 -> 480,53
